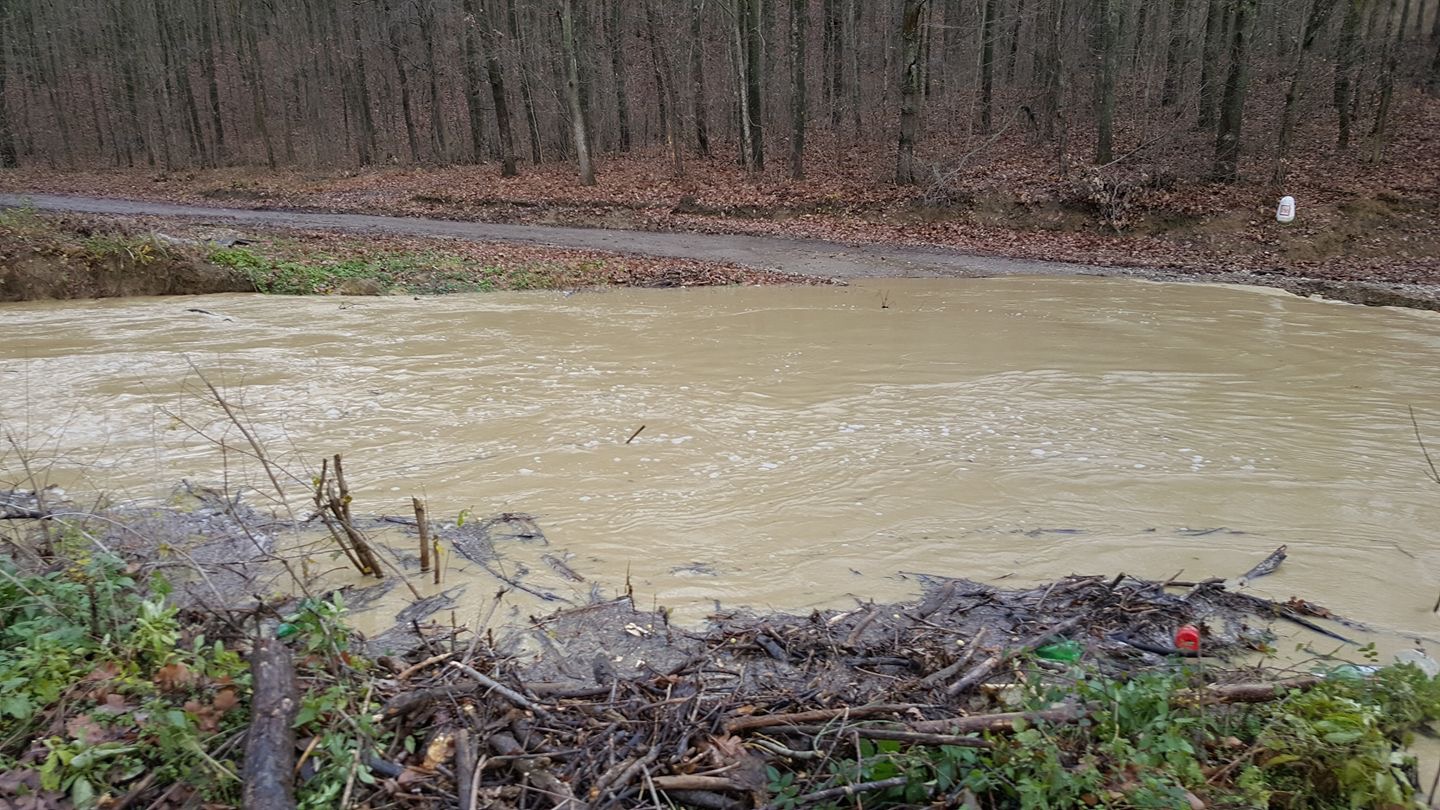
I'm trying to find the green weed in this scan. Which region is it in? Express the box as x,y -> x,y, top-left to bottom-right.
762,662 -> 1440,809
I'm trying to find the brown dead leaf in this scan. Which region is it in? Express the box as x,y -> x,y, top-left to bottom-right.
154,662 -> 196,692
94,693 -> 133,716
212,687 -> 239,715
420,732 -> 454,773
65,715 -> 106,745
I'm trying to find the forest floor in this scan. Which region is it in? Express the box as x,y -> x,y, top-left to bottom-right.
2,92 -> 1438,306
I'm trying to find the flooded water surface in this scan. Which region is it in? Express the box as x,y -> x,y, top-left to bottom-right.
3,278 -> 1439,638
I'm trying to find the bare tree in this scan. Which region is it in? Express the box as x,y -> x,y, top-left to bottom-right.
896,0 -> 927,184
789,0 -> 808,179
1092,0 -> 1120,162
559,0 -> 595,185
0,6 -> 16,169
609,0 -> 633,153
1334,0 -> 1367,149
476,1 -> 519,175
1198,0 -> 1227,128
645,0 -> 685,175
690,0 -> 711,155
1214,0 -> 1256,180
1162,0 -> 1189,106
1273,0 -> 1339,186
980,0 -> 1000,133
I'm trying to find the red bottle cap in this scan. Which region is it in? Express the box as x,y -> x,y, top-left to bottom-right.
1174,624 -> 1201,652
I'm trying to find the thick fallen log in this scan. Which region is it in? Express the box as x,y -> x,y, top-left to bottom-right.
242,638 -> 299,810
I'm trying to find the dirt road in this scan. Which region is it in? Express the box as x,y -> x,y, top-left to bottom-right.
0,192 -> 1106,279
3,191 -> 1438,309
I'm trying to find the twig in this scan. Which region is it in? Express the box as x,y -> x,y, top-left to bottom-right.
1410,406 -> 1439,485
843,604 -> 880,648
396,652 -> 454,681
625,424 -> 646,444
449,661 -> 556,720
921,627 -> 990,687
414,496 -> 431,573
773,725 -> 991,748
455,730 -> 475,810
651,775 -> 746,792
765,776 -> 909,808
948,616 -> 1085,696
726,704 -> 920,734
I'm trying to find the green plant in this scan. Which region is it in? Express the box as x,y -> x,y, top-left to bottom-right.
0,555 -> 250,808
755,662 -> 1440,810
82,233 -> 165,265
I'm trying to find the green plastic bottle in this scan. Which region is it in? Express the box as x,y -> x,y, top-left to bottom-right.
1035,640 -> 1083,663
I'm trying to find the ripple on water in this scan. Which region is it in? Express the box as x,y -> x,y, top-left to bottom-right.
2,279 -> 1439,633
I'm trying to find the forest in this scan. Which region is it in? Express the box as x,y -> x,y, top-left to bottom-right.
0,0 -> 1435,189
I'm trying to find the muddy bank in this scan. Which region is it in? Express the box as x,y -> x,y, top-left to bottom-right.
4,192 -> 1439,311
0,211 -> 252,301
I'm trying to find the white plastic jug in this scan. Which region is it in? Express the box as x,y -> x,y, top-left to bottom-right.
1276,196 -> 1296,224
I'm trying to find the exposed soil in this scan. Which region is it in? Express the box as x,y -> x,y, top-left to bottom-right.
0,213 -> 253,301
4,191 -> 1439,310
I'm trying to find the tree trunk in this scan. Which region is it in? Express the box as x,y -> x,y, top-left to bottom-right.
462,0 -> 489,162
109,0 -> 147,166
690,0 -> 711,155
1161,0 -> 1189,106
1039,0 -> 1067,143
1368,0 -> 1403,161
1007,0 -> 1028,81
0,7 -> 18,168
348,4 -> 378,166
156,0 -> 203,166
825,0 -> 844,125
1334,0 -> 1364,149
1429,32 -> 1440,93
609,0 -> 633,153
644,0 -> 684,176
236,0 -> 276,168
1198,0 -> 1227,128
744,0 -> 766,170
506,0 -> 543,164
477,2 -> 518,175
980,0 -> 999,133
559,0 -> 595,185
848,0 -> 862,135
1093,0 -> 1119,163
896,0 -> 926,184
790,0 -> 809,179
733,0 -> 754,168
418,0 -> 448,161
1213,0 -> 1255,181
242,639 -> 299,810
1272,0 -> 1338,186
385,0 -> 422,164
199,3 -> 226,164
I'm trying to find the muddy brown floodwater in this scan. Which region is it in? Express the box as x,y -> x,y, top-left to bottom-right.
3,278 -> 1440,642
